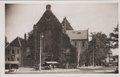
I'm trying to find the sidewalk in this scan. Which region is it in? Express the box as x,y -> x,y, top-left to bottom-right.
78,66 -> 117,70
18,67 -> 34,71
18,67 -> 79,72
78,66 -> 117,73
78,66 -> 104,69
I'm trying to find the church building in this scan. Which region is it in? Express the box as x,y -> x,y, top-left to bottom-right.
5,4 -> 88,69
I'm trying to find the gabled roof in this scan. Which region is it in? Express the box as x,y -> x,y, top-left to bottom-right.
62,17 -> 73,30
36,5 -> 62,31
66,30 -> 88,40
6,37 -> 26,48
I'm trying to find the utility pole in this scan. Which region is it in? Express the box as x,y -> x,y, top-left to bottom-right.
93,44 -> 94,66
91,33 -> 95,67
39,32 -> 44,71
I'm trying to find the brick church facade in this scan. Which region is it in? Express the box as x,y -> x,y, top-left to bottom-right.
5,4 -> 88,68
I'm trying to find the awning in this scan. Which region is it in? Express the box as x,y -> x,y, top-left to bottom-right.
5,61 -> 19,64
45,61 -> 58,64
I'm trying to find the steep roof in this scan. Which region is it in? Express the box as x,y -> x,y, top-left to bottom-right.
62,17 -> 73,30
66,30 -> 88,40
36,5 -> 62,31
6,37 -> 26,48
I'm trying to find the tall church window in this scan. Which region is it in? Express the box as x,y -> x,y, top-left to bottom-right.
44,30 -> 52,53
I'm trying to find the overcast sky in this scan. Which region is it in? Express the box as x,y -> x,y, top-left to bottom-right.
5,3 -> 118,55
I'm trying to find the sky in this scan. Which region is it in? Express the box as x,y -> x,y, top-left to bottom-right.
5,3 -> 118,55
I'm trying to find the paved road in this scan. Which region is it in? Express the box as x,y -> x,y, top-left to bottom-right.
5,66 -> 118,74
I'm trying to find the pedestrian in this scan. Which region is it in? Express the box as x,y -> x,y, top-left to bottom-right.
49,64 -> 52,70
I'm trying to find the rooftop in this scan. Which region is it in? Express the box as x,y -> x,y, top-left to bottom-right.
66,30 -> 88,40
5,37 -> 26,48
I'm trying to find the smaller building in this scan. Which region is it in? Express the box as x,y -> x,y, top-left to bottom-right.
5,37 -> 26,67
66,30 -> 88,67
62,17 -> 89,67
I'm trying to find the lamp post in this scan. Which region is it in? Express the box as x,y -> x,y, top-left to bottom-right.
39,32 -> 44,71
91,32 -> 95,67
93,44 -> 94,66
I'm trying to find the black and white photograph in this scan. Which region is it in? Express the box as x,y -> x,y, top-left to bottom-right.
5,2 -> 119,74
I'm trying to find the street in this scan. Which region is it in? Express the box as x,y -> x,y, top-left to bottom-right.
5,66 -> 118,74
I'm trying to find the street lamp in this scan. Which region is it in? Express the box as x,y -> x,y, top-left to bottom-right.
91,32 -> 95,67
39,32 -> 44,71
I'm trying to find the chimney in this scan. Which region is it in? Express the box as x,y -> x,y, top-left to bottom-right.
24,33 -> 27,41
46,4 -> 51,11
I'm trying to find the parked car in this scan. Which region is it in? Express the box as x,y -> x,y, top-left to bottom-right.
42,61 -> 58,70
5,61 -> 19,72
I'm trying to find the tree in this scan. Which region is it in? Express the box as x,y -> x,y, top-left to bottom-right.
109,25 -> 119,49
86,32 -> 110,66
59,33 -> 77,68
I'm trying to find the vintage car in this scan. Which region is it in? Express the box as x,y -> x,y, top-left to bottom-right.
5,61 -> 19,72
42,61 -> 59,70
